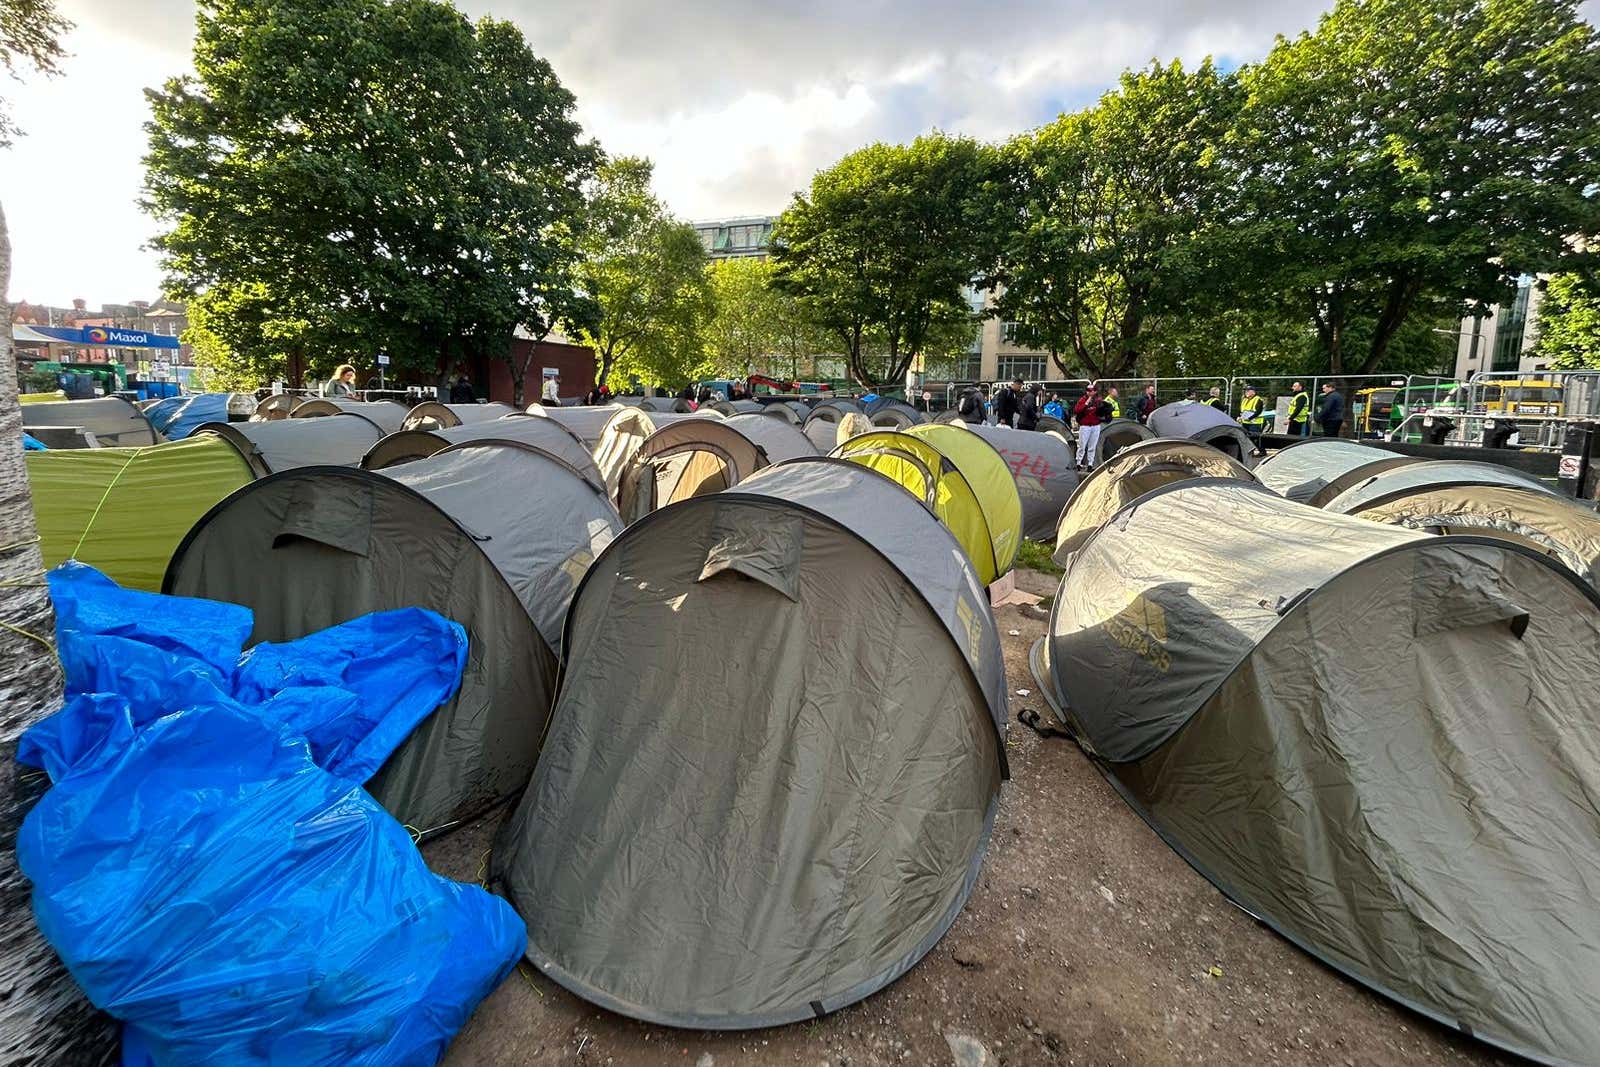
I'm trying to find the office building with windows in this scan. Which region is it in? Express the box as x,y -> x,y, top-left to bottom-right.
693,216 -> 776,260
1452,275 -> 1552,379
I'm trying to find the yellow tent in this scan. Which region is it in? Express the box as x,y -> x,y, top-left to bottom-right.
832,423 -> 1022,583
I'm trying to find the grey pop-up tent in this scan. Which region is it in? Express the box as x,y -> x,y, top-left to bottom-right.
1253,437 -> 1421,506
492,457 -> 1007,1028
291,397 -> 408,432
590,407 -> 724,497
616,413 -> 816,521
709,398 -> 765,417
802,398 -> 864,450
522,403 -> 623,447
21,396 -> 160,447
866,399 -> 926,429
400,401 -> 518,430
362,413 -> 601,487
1053,437 -> 1255,562
249,393 -> 297,420
1146,400 -> 1256,462
1094,417 -> 1155,465
1352,483 -> 1600,589
1031,478 -> 1600,1066
1321,458 -> 1555,514
195,410 -> 391,476
960,424 -> 1079,542
165,440 -> 623,833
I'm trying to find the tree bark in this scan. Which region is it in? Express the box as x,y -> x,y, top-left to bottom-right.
0,203 -> 118,1063
1361,274 -> 1424,375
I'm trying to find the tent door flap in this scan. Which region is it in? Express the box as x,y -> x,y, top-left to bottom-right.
272,479 -> 373,557
697,508 -> 804,602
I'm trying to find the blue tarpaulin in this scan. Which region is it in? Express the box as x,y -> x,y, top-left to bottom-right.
17,564 -> 523,1066
23,431 -> 47,450
145,392 -> 233,440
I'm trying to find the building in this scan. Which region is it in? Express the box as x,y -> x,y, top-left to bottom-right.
1451,275 -> 1551,379
693,216 -> 776,260
9,297 -> 193,373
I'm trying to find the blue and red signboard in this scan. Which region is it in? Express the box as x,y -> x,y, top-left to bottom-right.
13,324 -> 180,350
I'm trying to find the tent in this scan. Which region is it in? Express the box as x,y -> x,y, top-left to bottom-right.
802,399 -> 864,451
522,403 -> 624,447
401,401 -> 518,430
1031,478 -> 1600,1066
709,399 -> 765,417
491,457 -> 1007,1028
1053,437 -> 1256,562
26,437 -> 256,590
362,413 -> 602,487
590,408 -> 723,498
1253,438 -> 1421,506
250,394 -> 297,420
195,411 -> 391,476
959,424 -> 1079,542
291,397 -> 408,432
867,400 -> 926,429
1352,484 -> 1600,589
145,392 -> 254,441
1037,414 -> 1073,439
164,441 -> 623,833
1094,417 -> 1155,465
21,396 -> 159,447
1146,400 -> 1255,462
1322,458 -> 1556,515
616,413 -> 816,521
831,423 -> 1022,584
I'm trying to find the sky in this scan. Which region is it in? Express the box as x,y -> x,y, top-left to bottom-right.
3,0 -> 1342,307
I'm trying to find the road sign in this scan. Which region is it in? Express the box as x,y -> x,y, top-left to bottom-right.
376,353 -> 391,366
1558,454 -> 1581,480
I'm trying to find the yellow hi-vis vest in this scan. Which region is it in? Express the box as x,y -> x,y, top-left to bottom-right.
1288,390 -> 1311,424
1106,397 -> 1121,418
1238,394 -> 1266,426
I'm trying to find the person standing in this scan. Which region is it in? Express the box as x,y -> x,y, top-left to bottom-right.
1072,382 -> 1105,470
1134,384 -> 1158,424
449,374 -> 475,404
994,376 -> 1024,428
541,374 -> 562,404
1318,383 -> 1345,438
1237,384 -> 1267,454
1017,383 -> 1042,431
1288,382 -> 1312,437
1103,385 -> 1122,420
322,364 -> 357,398
1206,386 -> 1227,411
956,386 -> 985,424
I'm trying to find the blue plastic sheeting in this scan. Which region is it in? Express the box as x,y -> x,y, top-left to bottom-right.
146,392 -> 232,440
17,564 -> 524,1066
23,430 -> 47,450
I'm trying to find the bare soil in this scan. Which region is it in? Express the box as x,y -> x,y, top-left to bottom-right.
427,566 -> 1511,1067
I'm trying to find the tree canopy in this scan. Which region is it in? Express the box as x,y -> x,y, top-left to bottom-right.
145,0 -> 596,388
1533,273 -> 1600,369
0,0 -> 69,146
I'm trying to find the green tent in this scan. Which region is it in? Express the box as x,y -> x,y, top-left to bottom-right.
26,437 -> 255,591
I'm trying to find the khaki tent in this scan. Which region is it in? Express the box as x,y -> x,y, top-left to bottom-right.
492,458 -> 1007,1028
589,408 -> 723,498
1353,484 -> 1600,589
521,403 -> 624,447
1053,437 -> 1255,563
26,437 -> 255,590
1254,438 -> 1422,506
617,413 -> 817,521
1322,458 -> 1555,515
362,413 -> 602,487
195,411 -> 390,476
832,423 -> 1023,584
165,441 -> 623,832
250,394 -> 297,420
291,397 -> 408,432
959,424 -> 1079,542
1094,417 -> 1155,465
21,396 -> 159,447
1146,400 -> 1256,463
1031,478 -> 1600,1066
709,398 -> 765,417
400,400 -> 518,430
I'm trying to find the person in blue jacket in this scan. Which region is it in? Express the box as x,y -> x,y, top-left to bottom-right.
1318,383 -> 1346,438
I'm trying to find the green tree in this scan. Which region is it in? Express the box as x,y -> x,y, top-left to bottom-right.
773,134 -> 999,387
704,257 -> 778,377
144,0 -> 596,391
1533,273 -> 1600,370
0,0 -> 68,146
1233,0 -> 1600,378
993,60 -> 1240,380
572,158 -> 713,389
183,282 -> 369,389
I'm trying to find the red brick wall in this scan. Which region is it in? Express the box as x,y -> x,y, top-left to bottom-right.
476,339 -> 597,405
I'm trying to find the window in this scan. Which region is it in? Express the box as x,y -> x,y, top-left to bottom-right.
998,355 -> 1047,381
1491,280 -> 1532,372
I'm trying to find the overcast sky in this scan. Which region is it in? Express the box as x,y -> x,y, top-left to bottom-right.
0,0 -> 1376,306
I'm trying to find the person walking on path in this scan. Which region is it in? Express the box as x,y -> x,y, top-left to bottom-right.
322,364 -> 357,398
1072,382 -> 1106,470
994,377 -> 1024,428
1288,382 -> 1312,437
1134,384 -> 1158,424
1237,384 -> 1267,454
1318,383 -> 1345,439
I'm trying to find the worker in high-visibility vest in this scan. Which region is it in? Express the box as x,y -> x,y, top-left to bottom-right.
1287,381 -> 1312,437
1206,386 -> 1227,411
1237,384 -> 1268,455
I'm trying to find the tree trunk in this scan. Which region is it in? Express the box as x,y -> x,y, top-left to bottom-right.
0,203 -> 118,1063
1360,275 -> 1424,376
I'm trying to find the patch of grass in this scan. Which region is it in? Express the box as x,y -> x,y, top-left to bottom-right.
1015,538 -> 1064,577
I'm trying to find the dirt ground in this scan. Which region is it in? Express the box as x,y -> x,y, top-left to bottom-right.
425,565 -> 1511,1067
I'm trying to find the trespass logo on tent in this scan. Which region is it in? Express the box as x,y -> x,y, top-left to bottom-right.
1107,594 -> 1169,672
